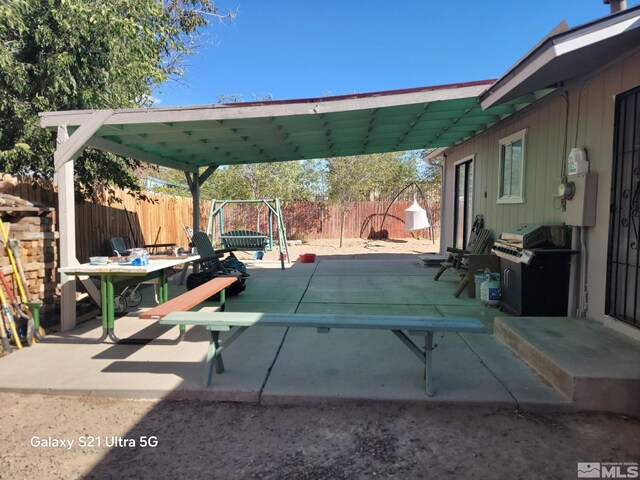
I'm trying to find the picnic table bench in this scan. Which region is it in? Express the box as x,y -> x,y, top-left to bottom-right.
159,312 -> 486,396
219,230 -> 268,251
135,276 -> 238,344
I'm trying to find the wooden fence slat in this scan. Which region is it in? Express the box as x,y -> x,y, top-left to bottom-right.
1,180 -> 440,262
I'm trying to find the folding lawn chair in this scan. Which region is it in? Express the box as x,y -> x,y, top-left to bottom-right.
191,231 -> 239,275
433,228 -> 493,297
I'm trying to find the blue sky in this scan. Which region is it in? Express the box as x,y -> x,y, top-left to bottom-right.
153,0 -> 640,106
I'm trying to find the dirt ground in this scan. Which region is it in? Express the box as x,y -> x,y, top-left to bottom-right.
1,393 -> 638,479
234,237 -> 441,262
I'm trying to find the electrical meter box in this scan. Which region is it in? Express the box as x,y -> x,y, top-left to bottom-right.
565,172 -> 598,227
567,148 -> 589,175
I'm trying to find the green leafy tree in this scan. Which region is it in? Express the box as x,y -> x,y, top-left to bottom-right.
153,160 -> 320,201
419,149 -> 443,190
217,92 -> 274,104
0,0 -> 233,201
204,161 -> 319,230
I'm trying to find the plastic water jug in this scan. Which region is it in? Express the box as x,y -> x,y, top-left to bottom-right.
480,272 -> 501,306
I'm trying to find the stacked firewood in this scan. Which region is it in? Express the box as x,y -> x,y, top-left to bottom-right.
0,193 -> 58,327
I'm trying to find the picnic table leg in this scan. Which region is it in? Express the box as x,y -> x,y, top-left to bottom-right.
218,288 -> 226,312
158,269 -> 166,303
158,269 -> 185,338
108,271 -> 185,345
106,275 -> 115,332
101,275 -> 109,332
425,331 -> 434,396
204,330 -> 224,387
161,269 -> 169,304
35,276 -> 109,344
107,275 -> 124,343
210,330 -> 225,373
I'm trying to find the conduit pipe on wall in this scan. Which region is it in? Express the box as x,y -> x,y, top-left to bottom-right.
567,225 -> 580,317
578,227 -> 589,317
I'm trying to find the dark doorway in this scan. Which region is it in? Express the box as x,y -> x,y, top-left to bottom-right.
607,85 -> 640,329
454,158 -> 474,249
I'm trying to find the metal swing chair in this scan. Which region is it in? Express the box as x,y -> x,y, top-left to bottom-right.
206,199 -> 290,270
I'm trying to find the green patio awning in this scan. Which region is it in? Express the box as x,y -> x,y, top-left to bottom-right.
40,80 -> 542,172
43,79 -> 550,332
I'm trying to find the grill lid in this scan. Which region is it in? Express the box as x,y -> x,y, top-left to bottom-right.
497,224 -> 567,249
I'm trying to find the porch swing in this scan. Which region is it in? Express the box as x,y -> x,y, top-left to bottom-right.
206,199 -> 290,270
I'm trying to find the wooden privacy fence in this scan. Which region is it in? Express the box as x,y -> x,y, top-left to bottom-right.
1,180 -> 206,262
2,179 -> 440,262
216,200 -> 440,241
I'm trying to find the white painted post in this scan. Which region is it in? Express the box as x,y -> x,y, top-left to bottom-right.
52,110 -> 112,329
56,125 -> 77,331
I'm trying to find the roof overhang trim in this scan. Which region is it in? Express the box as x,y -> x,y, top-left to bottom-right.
42,81 -> 529,171
481,5 -> 640,109
40,81 -> 492,129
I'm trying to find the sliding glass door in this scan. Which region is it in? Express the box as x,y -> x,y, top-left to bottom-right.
454,158 -> 474,249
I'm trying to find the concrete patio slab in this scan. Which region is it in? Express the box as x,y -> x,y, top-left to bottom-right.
435,305 -> 507,331
302,274 -> 480,308
0,257 -> 600,413
230,276 -> 312,304
261,328 -> 517,406
239,260 -> 318,277
225,301 -> 299,314
303,275 -> 438,305
0,317 -> 286,403
460,333 -> 572,411
314,253 -> 422,261
496,317 -> 640,415
421,290 -> 479,306
297,302 -> 443,317
313,259 -> 427,276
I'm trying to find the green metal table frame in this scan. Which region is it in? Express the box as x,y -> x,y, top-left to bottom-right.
99,269 -> 185,344
159,312 -> 486,396
46,268 -> 185,345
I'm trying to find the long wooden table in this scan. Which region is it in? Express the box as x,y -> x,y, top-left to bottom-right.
59,255 -> 199,344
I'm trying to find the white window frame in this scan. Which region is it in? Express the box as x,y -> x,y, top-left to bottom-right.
497,128 -> 527,204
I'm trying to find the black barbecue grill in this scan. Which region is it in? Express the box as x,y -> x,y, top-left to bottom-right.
491,224 -> 576,316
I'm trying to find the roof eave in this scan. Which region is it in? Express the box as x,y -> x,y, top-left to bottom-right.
40,81 -> 495,129
480,5 -> 640,109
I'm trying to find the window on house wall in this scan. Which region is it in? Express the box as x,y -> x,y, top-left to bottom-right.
497,128 -> 527,204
